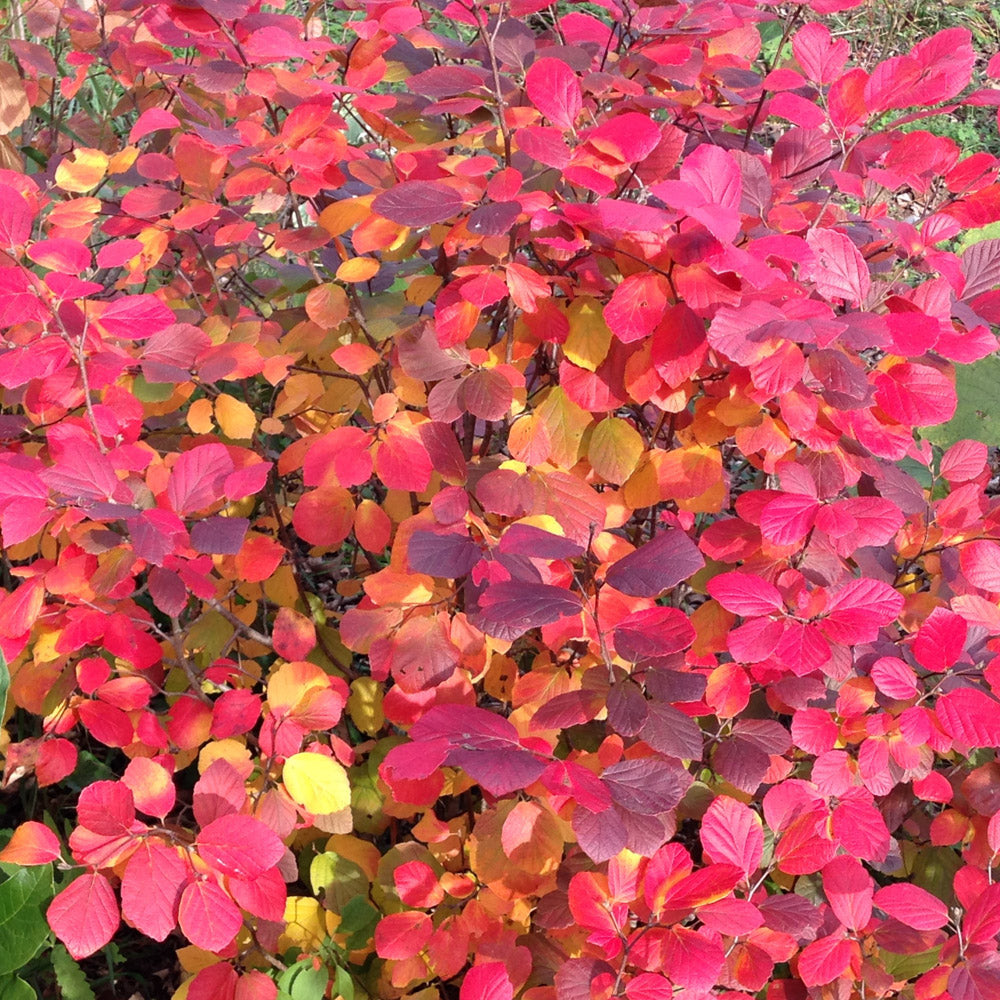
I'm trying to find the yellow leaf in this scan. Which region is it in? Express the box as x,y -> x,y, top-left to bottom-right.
305,283 -> 349,328
284,752 -> 350,814
215,393 -> 256,440
318,197 -> 372,237
186,397 -> 214,434
564,297 -> 612,372
337,257 -> 379,283
278,897 -> 335,953
54,148 -> 110,193
535,386 -> 589,469
348,676 -> 385,737
589,417 -> 644,485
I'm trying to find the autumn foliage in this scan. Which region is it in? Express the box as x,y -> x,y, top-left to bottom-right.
6,0 -> 1000,996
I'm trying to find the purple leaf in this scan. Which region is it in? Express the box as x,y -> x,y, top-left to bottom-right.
190,516 -> 248,555
640,702 -> 704,761
601,758 -> 689,814
372,181 -> 464,227
605,528 -> 704,597
476,582 -> 581,640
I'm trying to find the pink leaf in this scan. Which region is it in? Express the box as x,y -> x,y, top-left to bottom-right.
460,963 -> 514,1000
167,444 -> 234,515
805,228 -> 871,305
196,814 -> 284,879
0,183 -> 33,246
525,58 -> 582,130
936,687 -> 1000,747
76,780 -> 136,837
375,911 -> 433,960
961,540 -> 1000,592
707,572 -> 784,617
177,879 -> 243,952
912,607 -> 967,670
822,855 -> 873,930
874,883 -> 949,930
875,363 -> 956,427
822,578 -> 903,644
121,841 -> 188,941
700,796 -> 764,875
47,872 -> 120,959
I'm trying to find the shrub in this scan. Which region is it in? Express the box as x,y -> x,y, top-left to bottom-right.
3,0 -> 1000,998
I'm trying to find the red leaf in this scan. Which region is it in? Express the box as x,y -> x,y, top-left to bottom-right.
187,964 -> 238,1000
47,872 -> 120,959
394,861 -> 443,908
122,757 -> 175,819
793,23 -> 849,84
612,607 -> 695,661
798,932 -> 855,987
271,607 -> 317,661
601,758 -> 688,815
177,879 -> 243,953
42,445 -> 124,503
870,657 -> 921,700
525,58 -> 582,130
374,911 -> 433,960
98,293 -> 174,340
372,180 -> 464,227
875,363 -> 957,427
873,883 -> 949,930
121,841 -> 189,941
604,527 -> 704,598
235,971 -> 278,1000
657,863 -> 744,913
196,814 -> 284,879
658,926 -> 725,990
604,273 -> 669,344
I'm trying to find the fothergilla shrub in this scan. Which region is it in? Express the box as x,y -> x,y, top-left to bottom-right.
2,0 -> 1000,998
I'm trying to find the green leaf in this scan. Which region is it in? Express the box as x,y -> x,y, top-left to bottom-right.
879,946 -> 941,981
0,649 -> 8,726
309,853 -> 367,912
332,966 -> 354,1000
130,375 -> 175,402
921,355 -> 1000,448
52,944 -> 96,1000
337,897 -> 379,952
276,959 -> 329,1000
0,862 -> 54,976
0,976 -> 35,1000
